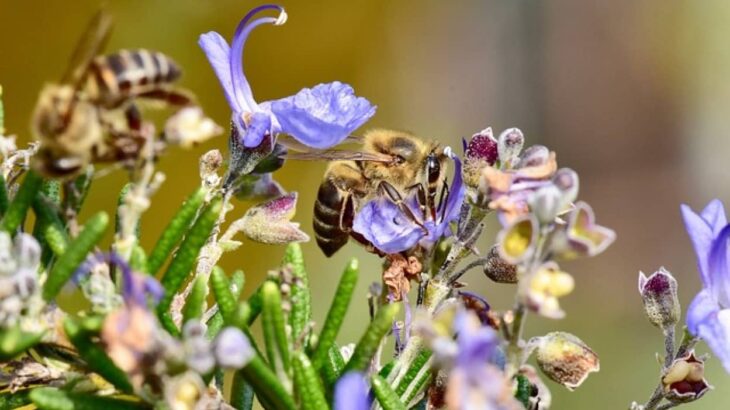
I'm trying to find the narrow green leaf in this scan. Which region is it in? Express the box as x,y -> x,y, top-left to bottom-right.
311,258 -> 358,370
403,367 -> 431,407
293,352 -> 329,410
230,372 -> 255,410
395,350 -> 431,396
44,223 -> 69,257
30,387 -> 147,410
262,280 -> 290,372
206,271 -> 244,340
67,169 -> 93,216
129,245 -> 147,273
321,344 -> 345,387
210,266 -> 236,324
245,284 -> 263,325
63,318 -> 133,394
0,326 -> 43,360
0,171 -> 42,233
235,356 -> 296,410
43,212 -> 109,301
157,197 -> 221,325
147,188 -> 205,275
343,303 -> 400,373
283,243 -> 311,342
0,388 -> 31,409
33,181 -> 64,266
0,175 -> 8,216
371,374 -> 406,410
182,273 -> 209,324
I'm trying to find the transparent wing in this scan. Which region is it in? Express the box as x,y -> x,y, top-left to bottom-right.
61,9 -> 114,88
284,149 -> 395,163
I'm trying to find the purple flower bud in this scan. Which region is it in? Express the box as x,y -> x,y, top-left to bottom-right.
534,332 -> 600,391
239,192 -> 310,245
465,127 -> 499,165
497,128 -> 524,167
213,327 -> 254,369
518,145 -> 550,169
638,268 -> 680,329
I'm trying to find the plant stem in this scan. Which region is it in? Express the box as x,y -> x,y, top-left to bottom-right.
505,303 -> 527,377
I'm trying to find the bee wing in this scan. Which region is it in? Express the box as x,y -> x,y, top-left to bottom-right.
61,9 -> 114,88
284,150 -> 395,163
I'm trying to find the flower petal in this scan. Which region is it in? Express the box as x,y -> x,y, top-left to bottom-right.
708,224 -> 730,308
334,372 -> 370,410
701,199 -> 727,235
693,307 -> 730,373
199,31 -> 244,112
681,203 -> 717,286
238,111 -> 272,148
269,81 -> 376,149
353,198 -> 422,254
687,288 -> 719,336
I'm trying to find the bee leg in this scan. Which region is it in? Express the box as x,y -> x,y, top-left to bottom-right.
124,103 -> 142,132
377,181 -> 428,233
137,88 -> 193,106
404,183 -> 428,219
437,181 -> 450,220
339,193 -> 355,233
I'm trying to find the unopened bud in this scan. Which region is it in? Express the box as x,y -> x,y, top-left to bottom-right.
518,145 -> 550,169
662,351 -> 711,403
638,268 -> 680,329
464,127 -> 499,188
529,185 -> 564,225
213,327 -> 254,369
497,128 -> 524,167
239,192 -> 309,245
534,332 -> 600,391
483,246 -> 518,283
552,168 -> 579,205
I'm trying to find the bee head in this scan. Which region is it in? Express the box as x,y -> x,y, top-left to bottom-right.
32,84 -> 77,140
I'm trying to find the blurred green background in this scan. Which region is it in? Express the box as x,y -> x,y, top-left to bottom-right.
2,0 -> 730,408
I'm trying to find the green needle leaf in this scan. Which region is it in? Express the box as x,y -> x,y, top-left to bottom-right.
371,374 -> 407,410
283,243 -> 311,346
0,175 -> 8,216
206,270 -> 245,340
262,280 -> 291,373
182,273 -> 209,324
0,171 -> 42,233
230,372 -> 255,410
43,212 -> 109,301
33,181 -> 65,266
0,326 -> 44,361
343,303 -> 400,374
321,344 -> 346,388
0,389 -> 31,409
63,317 -> 133,394
44,223 -> 69,257
292,352 -> 329,410
311,258 -> 358,370
129,245 -> 147,273
515,374 -> 532,408
395,349 -> 431,396
147,188 -> 205,275
30,387 -> 147,410
235,356 -> 296,410
157,197 -> 221,328
210,266 -> 236,324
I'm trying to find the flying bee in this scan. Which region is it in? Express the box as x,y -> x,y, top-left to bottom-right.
288,129 -> 450,257
32,10 -> 192,178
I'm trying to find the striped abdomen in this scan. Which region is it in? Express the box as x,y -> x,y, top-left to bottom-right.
86,49 -> 182,108
313,179 -> 353,257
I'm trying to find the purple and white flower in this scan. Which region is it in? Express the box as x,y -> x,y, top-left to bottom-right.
681,199 -> 730,373
352,151 -> 465,254
199,5 -> 376,150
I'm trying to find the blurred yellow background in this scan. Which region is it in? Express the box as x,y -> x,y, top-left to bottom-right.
2,0 -> 730,408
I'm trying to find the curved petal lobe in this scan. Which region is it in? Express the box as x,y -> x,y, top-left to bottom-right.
269,81 -> 376,149
353,198 -> 422,254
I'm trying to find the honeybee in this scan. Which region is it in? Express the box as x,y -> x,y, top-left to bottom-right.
301,129 -> 449,257
32,10 -> 192,178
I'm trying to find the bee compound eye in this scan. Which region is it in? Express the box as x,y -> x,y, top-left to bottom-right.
427,155 -> 441,183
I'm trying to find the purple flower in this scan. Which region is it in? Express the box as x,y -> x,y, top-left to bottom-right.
352,151 -> 465,254
199,5 -> 376,149
445,310 -> 522,410
334,372 -> 370,410
681,199 -> 730,372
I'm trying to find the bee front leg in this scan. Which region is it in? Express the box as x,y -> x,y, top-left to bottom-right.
377,181 -> 428,233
